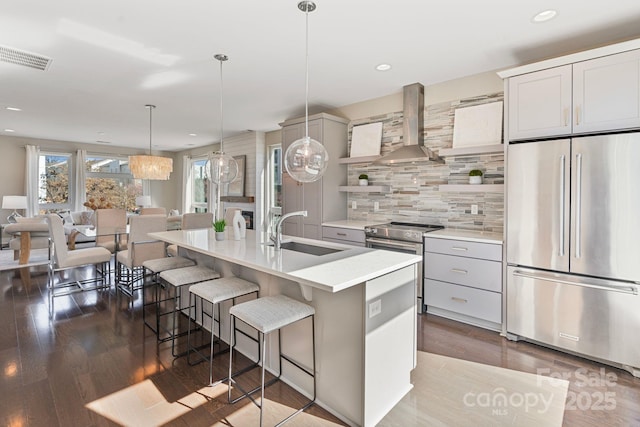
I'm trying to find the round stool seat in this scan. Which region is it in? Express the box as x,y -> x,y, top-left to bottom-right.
190,277 -> 259,305
230,295 -> 315,334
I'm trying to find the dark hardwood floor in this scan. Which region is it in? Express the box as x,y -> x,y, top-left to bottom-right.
1,264 -> 639,426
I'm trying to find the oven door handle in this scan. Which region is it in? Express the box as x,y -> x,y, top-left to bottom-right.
366,237 -> 420,251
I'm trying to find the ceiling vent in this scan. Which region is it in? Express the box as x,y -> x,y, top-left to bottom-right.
0,45 -> 52,71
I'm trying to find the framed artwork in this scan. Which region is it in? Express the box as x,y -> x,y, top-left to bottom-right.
227,155 -> 246,196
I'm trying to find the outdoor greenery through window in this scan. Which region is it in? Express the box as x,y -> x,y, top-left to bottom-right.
85,155 -> 142,212
191,158 -> 209,212
38,152 -> 72,212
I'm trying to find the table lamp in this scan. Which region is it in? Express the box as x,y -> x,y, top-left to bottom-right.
2,195 -> 28,223
135,196 -> 151,207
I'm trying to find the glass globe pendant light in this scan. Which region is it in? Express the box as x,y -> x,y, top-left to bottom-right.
283,1 -> 329,183
208,54 -> 238,185
207,54 -> 238,220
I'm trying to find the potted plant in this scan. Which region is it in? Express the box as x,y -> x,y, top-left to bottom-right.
469,169 -> 483,185
358,173 -> 369,186
213,219 -> 226,241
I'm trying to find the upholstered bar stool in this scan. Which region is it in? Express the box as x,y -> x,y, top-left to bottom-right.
158,265 -> 221,356
141,256 -> 196,336
227,295 -> 316,427
186,277 -> 259,385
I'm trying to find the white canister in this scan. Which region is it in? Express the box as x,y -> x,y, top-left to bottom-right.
232,210 -> 246,240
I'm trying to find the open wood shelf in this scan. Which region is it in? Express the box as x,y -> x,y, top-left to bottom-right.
438,184 -> 504,193
338,185 -> 392,194
337,155 -> 382,164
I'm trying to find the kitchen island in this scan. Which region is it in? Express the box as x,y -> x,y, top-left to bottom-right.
148,228 -> 421,427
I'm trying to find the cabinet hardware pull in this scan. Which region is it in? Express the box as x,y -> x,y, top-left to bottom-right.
450,268 -> 468,274
451,246 -> 468,251
575,105 -> 581,125
563,107 -> 569,126
337,232 -> 347,236
575,153 -> 582,258
451,297 -> 468,303
559,154 -> 565,257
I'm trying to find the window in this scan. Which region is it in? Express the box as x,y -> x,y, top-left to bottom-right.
38,152 -> 72,213
85,155 -> 142,212
266,145 -> 282,230
191,157 -> 210,213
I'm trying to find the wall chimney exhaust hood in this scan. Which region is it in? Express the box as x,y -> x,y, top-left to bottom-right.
374,82 -> 442,165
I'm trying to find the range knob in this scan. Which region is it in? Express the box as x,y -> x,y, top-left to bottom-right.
365,227 -> 377,234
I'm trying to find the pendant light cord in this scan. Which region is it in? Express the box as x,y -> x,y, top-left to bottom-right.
219,57 -> 224,153
146,104 -> 155,155
304,6 -> 310,139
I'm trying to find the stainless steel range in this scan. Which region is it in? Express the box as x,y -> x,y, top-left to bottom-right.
364,222 -> 444,313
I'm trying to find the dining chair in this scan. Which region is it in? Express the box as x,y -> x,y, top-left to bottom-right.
46,214 -> 112,318
116,214 -> 167,295
140,207 -> 167,216
95,208 -> 127,254
167,212 -> 214,257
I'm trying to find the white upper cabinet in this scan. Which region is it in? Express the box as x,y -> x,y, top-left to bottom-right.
508,65 -> 572,140
573,49 -> 640,134
507,48 -> 640,140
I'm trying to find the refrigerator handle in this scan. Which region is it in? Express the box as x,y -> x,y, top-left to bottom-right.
575,153 -> 583,258
512,270 -> 638,295
559,155 -> 565,257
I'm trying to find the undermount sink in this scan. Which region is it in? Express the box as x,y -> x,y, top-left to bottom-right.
267,241 -> 344,256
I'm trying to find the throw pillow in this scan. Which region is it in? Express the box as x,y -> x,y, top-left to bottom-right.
79,211 -> 94,225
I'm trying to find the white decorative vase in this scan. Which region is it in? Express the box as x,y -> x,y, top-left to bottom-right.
215,231 -> 225,241
359,179 -> 368,186
232,210 -> 246,240
469,176 -> 483,185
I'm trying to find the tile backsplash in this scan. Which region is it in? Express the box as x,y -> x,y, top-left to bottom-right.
346,92 -> 504,233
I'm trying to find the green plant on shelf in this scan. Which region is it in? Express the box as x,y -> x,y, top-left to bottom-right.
358,173 -> 369,180
469,169 -> 483,177
213,219 -> 226,232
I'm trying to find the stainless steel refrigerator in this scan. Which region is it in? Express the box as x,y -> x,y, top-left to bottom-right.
506,132 -> 640,377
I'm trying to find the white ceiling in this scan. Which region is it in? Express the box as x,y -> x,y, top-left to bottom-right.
2,0 -> 640,152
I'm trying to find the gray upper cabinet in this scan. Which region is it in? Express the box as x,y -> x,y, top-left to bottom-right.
508,65 -> 572,140
507,49 -> 640,140
573,49 -> 640,134
280,113 -> 348,240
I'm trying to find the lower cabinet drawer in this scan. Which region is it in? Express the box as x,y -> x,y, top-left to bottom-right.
322,226 -> 365,245
424,279 -> 501,324
424,252 -> 502,292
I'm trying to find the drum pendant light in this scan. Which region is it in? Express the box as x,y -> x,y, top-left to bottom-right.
129,105 -> 173,180
283,1 -> 329,183
207,54 -> 238,220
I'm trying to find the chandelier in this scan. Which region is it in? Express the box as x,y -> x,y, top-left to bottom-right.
129,104 -> 173,180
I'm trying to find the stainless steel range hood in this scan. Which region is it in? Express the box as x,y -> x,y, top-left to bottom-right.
374,82 -> 441,165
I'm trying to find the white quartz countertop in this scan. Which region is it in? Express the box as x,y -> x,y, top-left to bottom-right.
148,229 -> 421,293
321,220 -> 373,230
426,228 -> 503,244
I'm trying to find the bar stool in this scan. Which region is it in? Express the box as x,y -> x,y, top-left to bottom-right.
186,277 -> 259,385
227,295 -> 316,427
141,256 -> 196,336
158,265 -> 221,356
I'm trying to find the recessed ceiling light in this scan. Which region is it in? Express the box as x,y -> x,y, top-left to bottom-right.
6,107 -> 21,111
189,133 -> 197,137
375,63 -> 392,71
97,131 -> 105,135
4,128 -> 15,132
532,9 -> 557,23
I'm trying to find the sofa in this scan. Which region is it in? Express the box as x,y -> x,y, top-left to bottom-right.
59,211 -> 96,244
